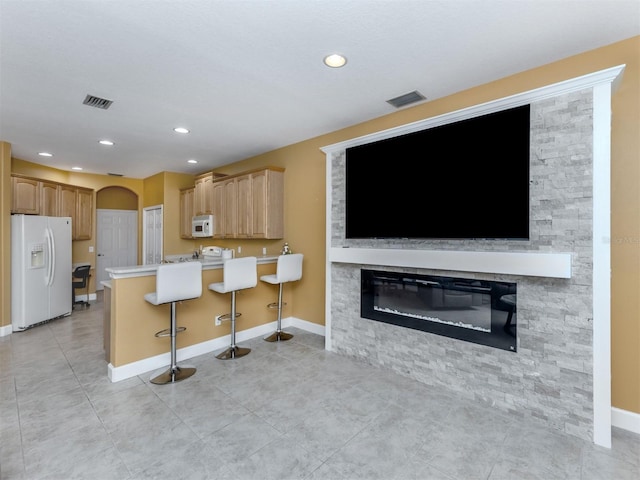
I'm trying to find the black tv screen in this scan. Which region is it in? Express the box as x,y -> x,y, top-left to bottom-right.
345,104 -> 530,240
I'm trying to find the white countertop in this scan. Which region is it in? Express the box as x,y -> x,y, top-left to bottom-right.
106,255 -> 279,279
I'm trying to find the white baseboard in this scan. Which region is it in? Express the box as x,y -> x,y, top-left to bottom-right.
108,316 -> 325,382
0,324 -> 12,337
74,293 -> 97,302
287,316 -> 326,336
612,407 -> 640,435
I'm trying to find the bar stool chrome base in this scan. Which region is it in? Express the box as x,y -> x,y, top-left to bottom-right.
264,330 -> 293,342
263,285 -> 294,342
151,366 -> 196,385
216,346 -> 251,360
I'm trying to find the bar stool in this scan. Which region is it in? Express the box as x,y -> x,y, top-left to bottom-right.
145,261 -> 202,384
261,253 -> 303,342
208,256 -> 257,359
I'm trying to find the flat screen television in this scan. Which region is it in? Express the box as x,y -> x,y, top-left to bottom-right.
345,104 -> 531,240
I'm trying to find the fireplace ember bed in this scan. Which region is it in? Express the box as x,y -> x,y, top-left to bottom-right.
361,269 -> 517,352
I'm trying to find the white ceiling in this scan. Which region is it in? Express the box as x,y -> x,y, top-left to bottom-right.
1,0 -> 638,179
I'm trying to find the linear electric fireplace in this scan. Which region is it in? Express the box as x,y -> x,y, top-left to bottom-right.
361,269 -> 517,352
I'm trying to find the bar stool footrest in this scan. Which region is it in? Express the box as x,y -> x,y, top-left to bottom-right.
155,326 -> 187,337
217,312 -> 241,321
267,301 -> 287,309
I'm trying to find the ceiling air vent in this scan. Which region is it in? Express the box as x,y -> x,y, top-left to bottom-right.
386,90 -> 426,109
83,94 -> 113,110
107,172 -> 123,177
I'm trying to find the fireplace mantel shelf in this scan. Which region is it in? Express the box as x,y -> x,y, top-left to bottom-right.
330,247 -> 572,279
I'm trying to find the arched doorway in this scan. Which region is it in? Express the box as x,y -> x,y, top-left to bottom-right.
96,186 -> 139,290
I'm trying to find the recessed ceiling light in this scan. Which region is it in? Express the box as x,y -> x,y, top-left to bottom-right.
187,159 -> 198,164
99,140 -> 114,146
38,152 -> 53,157
174,127 -> 190,134
323,53 -> 347,68
71,166 -> 83,171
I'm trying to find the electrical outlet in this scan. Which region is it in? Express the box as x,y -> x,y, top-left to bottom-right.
215,315 -> 222,326
237,246 -> 242,254
262,247 -> 267,255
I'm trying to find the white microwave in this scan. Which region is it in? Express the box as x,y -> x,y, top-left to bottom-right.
192,215 -> 214,238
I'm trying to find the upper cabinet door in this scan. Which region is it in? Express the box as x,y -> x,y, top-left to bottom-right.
11,176 -> 40,214
179,187 -> 194,239
236,174 -> 252,238
75,188 -> 93,240
40,181 -> 60,216
251,169 -> 284,239
212,181 -> 225,239
194,173 -> 213,215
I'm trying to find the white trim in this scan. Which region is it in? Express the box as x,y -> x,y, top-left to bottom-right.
108,316 -> 324,382
325,150 -> 334,351
73,292 -> 98,303
0,324 -> 12,337
611,407 -> 640,435
330,248 -> 571,279
592,80 -> 614,449
322,65 -> 626,448
289,316 -> 326,336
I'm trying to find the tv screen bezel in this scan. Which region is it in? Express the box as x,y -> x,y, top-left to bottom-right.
344,104 -> 531,241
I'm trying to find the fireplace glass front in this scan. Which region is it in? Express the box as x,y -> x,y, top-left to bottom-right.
361,269 -> 517,352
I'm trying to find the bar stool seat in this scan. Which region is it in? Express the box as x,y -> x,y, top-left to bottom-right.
145,261 -> 202,384
208,256 -> 257,359
261,253 -> 303,342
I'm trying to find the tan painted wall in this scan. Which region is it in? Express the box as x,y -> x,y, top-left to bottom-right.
143,172 -> 164,208
1,36 -> 638,414
1,143 -> 12,329
96,186 -> 138,210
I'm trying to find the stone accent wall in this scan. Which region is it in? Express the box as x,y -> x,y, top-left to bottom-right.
329,90 -> 595,441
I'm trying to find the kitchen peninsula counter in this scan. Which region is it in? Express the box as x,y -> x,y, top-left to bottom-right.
105,256 -> 281,381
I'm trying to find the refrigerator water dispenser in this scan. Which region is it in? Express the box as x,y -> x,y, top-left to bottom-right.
30,244 -> 45,268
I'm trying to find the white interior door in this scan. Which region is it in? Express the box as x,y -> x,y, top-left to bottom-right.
143,205 -> 163,265
96,209 -> 138,290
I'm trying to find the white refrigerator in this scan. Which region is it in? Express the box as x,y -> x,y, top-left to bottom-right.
11,214 -> 72,331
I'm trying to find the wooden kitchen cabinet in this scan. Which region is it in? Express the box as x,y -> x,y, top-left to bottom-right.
250,168 -> 284,239
209,176 -> 238,239
59,184 -> 76,220
11,174 -> 94,240
212,181 -> 225,239
11,175 -> 40,214
40,181 -> 60,216
180,186 -> 194,239
236,174 -> 252,238
194,172 -> 213,215
75,188 -> 93,240
209,166 -> 284,239
60,185 -> 93,240
223,177 -> 238,238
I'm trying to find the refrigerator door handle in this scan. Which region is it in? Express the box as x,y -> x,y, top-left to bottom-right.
45,227 -> 55,286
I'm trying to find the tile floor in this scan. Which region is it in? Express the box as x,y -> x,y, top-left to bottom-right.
1,295 -> 638,480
